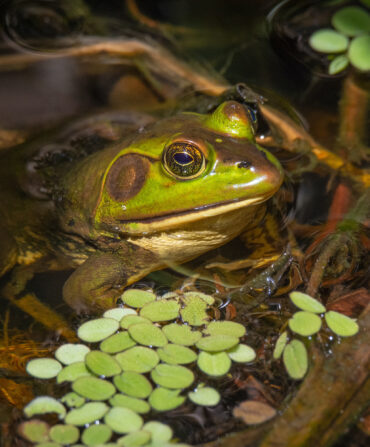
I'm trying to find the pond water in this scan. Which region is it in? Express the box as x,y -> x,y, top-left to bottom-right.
0,1 -> 369,446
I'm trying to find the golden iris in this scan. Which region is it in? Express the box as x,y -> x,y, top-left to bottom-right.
163,142 -> 205,179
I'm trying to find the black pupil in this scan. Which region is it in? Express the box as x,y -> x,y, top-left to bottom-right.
174,152 -> 193,165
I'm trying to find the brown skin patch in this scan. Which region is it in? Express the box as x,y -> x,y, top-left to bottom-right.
105,154 -> 150,202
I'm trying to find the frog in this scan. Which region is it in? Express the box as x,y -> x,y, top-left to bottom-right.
0,100 -> 283,326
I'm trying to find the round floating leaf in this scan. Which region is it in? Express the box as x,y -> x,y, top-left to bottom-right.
72,376 -> 116,401
325,311 -> 359,336
197,351 -> 231,377
117,430 -> 151,447
196,335 -> 239,352
142,421 -> 172,443
109,394 -> 150,414
348,35 -> 370,71
227,344 -> 256,363
233,400 -> 277,425
289,292 -> 326,313
159,291 -> 179,300
120,315 -> 152,329
78,318 -> 119,343
61,392 -> 85,409
283,339 -> 308,380
180,295 -> 209,326
115,346 -> 159,372
49,424 -> 80,445
140,300 -> 180,322
183,291 -> 215,305
65,402 -> 109,426
54,344 -> 90,365
85,350 -> 121,377
157,344 -> 197,365
113,371 -> 152,398
329,54 -> 349,74
204,321 -> 246,338
162,324 -> 202,346
100,331 -> 136,354
309,29 -> 349,53
121,289 -> 156,308
273,331 -> 288,360
18,420 -> 50,443
151,364 -> 194,389
332,6 -> 370,36
104,407 -> 143,434
128,323 -> 168,347
103,307 -> 136,321
57,362 -> 91,384
26,358 -> 62,379
188,386 -> 220,406
81,424 -> 112,446
35,443 -> 61,447
288,311 -> 322,336
24,396 -> 66,419
148,387 -> 185,411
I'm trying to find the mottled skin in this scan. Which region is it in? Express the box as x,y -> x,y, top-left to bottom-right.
0,101 -> 283,313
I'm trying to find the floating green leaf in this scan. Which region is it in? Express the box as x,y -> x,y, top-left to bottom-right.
151,364 -> 194,389
117,430 -> 151,447
204,321 -> 246,338
103,307 -> 136,321
65,402 -> 109,426
188,386 -> 220,406
72,376 -> 116,401
309,29 -> 349,53
157,344 -> 197,365
120,315 -> 152,329
273,331 -> 288,360
100,331 -> 136,354
332,6 -> 370,36
148,387 -> 185,411
104,407 -> 143,434
288,311 -> 322,336
289,292 -> 326,313
113,371 -> 152,398
121,289 -> 156,308
183,291 -> 215,305
55,344 -> 90,365
81,424 -> 112,446
18,420 -> 50,443
348,35 -> 370,71
180,295 -> 209,326
49,424 -> 80,445
35,442 -> 62,447
283,340 -> 308,380
227,344 -> 256,363
162,324 -> 202,346
325,311 -> 359,336
109,394 -> 150,414
197,351 -> 231,377
85,350 -> 121,377
77,318 -> 119,343
61,392 -> 85,409
115,346 -> 159,373
128,323 -> 168,347
196,334 -> 239,352
26,358 -> 62,379
142,421 -> 172,443
329,54 -> 349,74
57,362 -> 91,384
24,396 -> 66,419
140,300 -> 180,322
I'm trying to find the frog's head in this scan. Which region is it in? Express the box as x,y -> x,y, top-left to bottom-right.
67,101 -> 283,236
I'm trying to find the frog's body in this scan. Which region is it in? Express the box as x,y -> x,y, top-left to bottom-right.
0,101 -> 283,313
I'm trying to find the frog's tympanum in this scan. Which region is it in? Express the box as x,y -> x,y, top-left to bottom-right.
0,101 -> 283,313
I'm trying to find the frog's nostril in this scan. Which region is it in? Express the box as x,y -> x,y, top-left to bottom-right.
237,161 -> 251,169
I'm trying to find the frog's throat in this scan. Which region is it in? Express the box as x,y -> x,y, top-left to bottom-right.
119,192 -> 274,235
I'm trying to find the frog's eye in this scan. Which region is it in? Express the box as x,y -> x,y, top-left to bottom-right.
163,142 -> 206,179
245,105 -> 258,132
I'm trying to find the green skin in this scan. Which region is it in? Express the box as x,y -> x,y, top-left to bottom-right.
0,101 -> 283,312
